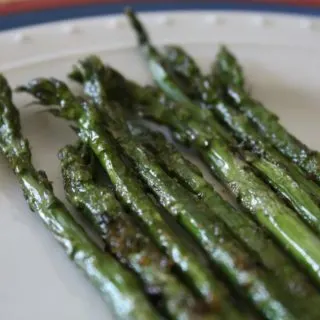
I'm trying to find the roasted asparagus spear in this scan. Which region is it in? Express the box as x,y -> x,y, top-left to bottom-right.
59,142 -> 216,320
68,55 -> 314,320
126,81 -> 320,287
214,46 -> 320,185
98,15 -> 320,285
0,74 -> 159,320
165,44 -> 320,202
125,8 -> 320,237
131,124 -> 320,312
18,78 -> 232,311
163,45 -> 320,220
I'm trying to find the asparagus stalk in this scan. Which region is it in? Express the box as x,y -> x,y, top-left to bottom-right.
211,47 -> 320,199
18,78 -> 229,310
59,143 -> 215,320
214,46 -> 320,185
70,56 -> 313,320
163,45 -> 320,227
131,124 -> 320,310
126,9 -> 320,236
0,74 -> 159,320
128,83 -> 320,287
130,124 -> 318,272
67,51 -> 320,295
165,45 -> 320,203
125,9 -> 233,144
124,8 -> 190,105
82,45 -> 320,289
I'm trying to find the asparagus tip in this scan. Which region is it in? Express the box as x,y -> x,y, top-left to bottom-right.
69,55 -> 105,86
68,66 -> 84,84
124,7 -> 150,47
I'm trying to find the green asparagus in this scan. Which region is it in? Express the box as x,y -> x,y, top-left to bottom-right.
133,124 -> 320,309
80,40 -> 320,288
128,82 -> 320,286
68,50 -> 320,294
163,45 -> 320,226
0,74 -> 160,320
18,78 -> 230,310
214,46 -> 320,185
126,9 -> 320,236
212,46 -> 245,89
132,124 -> 319,284
69,55 -> 317,320
59,143 -> 215,320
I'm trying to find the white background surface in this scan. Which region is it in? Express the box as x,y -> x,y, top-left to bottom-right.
0,11 -> 320,319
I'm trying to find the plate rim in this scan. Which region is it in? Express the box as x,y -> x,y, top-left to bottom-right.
1,1 -> 320,31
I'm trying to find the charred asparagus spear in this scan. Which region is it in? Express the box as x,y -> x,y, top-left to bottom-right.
214,46 -> 320,185
130,124 -> 320,312
0,74 -> 159,320
78,38 -> 320,288
124,9 -> 233,144
69,56 -> 312,320
125,8 -> 320,236
59,142 -> 216,320
125,81 -> 320,288
18,78 -> 231,310
68,49 -> 320,294
163,45 -> 320,220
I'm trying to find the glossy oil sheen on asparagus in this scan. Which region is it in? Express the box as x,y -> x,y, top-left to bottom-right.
59,143 -> 216,320
124,8 -> 320,290
18,77 -> 239,316
0,74 -> 159,320
214,46 -> 320,185
164,45 -> 320,205
129,123 -> 320,315
163,45 -> 320,231
125,8 -> 320,237
68,54 -> 318,320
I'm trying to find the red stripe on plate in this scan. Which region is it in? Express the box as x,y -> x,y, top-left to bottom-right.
1,0 -> 320,15
0,0 -> 128,15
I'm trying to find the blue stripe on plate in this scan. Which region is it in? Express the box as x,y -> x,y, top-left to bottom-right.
1,2 -> 320,31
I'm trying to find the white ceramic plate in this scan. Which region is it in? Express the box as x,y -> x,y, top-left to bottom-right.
1,10 -> 320,320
